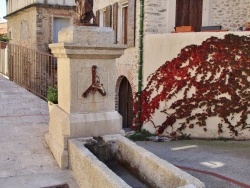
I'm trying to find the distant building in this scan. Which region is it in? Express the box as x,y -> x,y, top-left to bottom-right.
5,0 -> 77,52
0,21 -> 7,36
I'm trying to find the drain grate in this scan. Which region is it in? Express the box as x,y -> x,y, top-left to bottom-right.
41,183 -> 69,188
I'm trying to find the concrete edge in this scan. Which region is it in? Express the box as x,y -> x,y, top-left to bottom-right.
68,138 -> 131,188
102,134 -> 205,188
45,133 -> 69,169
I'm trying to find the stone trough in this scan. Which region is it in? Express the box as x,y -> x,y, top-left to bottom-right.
69,134 -> 205,188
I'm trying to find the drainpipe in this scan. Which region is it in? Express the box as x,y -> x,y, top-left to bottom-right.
137,0 -> 144,130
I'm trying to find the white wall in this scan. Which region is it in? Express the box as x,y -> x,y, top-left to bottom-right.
144,31 -> 250,84
143,31 -> 250,139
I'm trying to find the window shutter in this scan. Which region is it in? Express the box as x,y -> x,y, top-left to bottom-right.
105,5 -> 112,27
113,3 -> 118,43
127,0 -> 136,47
95,10 -> 100,26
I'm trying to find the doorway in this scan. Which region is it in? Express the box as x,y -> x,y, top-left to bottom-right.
118,77 -> 133,129
176,0 -> 203,32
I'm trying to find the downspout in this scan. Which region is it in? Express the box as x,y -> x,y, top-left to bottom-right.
137,0 -> 144,130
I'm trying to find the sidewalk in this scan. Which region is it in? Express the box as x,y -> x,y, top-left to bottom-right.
0,75 -> 78,188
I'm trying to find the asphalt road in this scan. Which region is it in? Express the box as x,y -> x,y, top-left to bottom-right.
137,140 -> 250,188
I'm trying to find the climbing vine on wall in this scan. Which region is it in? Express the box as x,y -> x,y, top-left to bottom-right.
134,34 -> 250,137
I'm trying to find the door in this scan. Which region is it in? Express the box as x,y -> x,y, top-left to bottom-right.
118,77 -> 133,129
176,0 -> 203,32
53,18 -> 70,43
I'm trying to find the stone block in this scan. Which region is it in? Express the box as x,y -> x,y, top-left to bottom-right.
58,26 -> 115,45
47,26 -> 125,169
47,104 -> 122,169
45,133 -> 69,170
68,135 -> 205,188
68,138 -> 130,188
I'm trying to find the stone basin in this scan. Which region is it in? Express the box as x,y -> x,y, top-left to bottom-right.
68,134 -> 205,188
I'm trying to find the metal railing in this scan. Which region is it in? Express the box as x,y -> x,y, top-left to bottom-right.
8,43 -> 57,100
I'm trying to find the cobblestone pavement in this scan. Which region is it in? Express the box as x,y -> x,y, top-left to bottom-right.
0,75 -> 78,188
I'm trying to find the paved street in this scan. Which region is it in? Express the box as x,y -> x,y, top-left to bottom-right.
0,75 -> 78,188
137,140 -> 250,188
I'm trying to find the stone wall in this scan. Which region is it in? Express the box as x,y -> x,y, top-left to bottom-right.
36,6 -> 76,51
209,0 -> 250,31
144,0 -> 168,34
94,0 -> 169,97
7,7 -> 37,48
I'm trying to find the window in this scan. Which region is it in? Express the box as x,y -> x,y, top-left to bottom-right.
122,3 -> 128,44
100,9 -> 106,27
116,1 -> 128,45
99,6 -> 112,27
97,0 -> 135,46
21,21 -> 28,41
53,17 -> 70,43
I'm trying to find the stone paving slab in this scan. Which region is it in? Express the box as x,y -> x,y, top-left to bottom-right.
0,75 -> 79,188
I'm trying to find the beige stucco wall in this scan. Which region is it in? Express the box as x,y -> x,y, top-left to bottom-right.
143,31 -> 250,139
144,31 -> 250,83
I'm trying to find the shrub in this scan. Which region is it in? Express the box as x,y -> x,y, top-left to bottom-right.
128,129 -> 154,141
47,86 -> 58,104
0,35 -> 10,42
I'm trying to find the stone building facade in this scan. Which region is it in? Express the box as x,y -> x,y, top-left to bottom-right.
5,0 -> 76,52
94,0 -> 250,93
94,0 -> 250,131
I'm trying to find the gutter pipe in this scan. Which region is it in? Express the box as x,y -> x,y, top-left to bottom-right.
137,0 -> 144,130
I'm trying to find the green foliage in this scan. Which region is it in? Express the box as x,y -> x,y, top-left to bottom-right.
0,35 -> 10,42
47,86 -> 58,104
213,137 -> 234,142
128,129 -> 154,141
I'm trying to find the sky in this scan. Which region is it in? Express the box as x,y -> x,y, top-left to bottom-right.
0,0 -> 6,21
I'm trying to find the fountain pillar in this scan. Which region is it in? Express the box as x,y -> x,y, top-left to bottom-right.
45,26 -> 126,169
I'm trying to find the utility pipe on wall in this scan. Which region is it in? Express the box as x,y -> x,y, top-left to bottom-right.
137,0 -> 144,130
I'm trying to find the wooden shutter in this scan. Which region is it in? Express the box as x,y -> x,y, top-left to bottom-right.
127,0 -> 136,47
176,0 -> 203,32
95,10 -> 100,26
113,3 -> 118,43
123,6 -> 128,44
105,5 -> 112,27
190,0 -> 203,31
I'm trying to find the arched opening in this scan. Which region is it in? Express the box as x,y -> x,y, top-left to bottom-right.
118,77 -> 133,129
